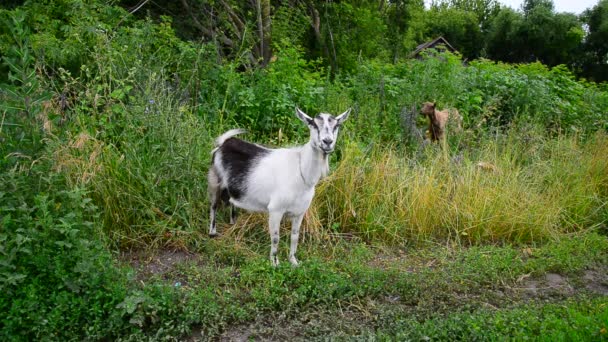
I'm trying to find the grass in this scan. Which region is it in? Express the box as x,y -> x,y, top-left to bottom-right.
32,44 -> 607,249
51,74 -> 218,248
308,129 -> 608,245
7,122 -> 606,339
51,113 -> 608,250
367,298 -> 608,341
116,232 -> 608,340
224,298 -> 608,341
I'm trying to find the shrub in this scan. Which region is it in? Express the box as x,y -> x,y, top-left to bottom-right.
0,166 -> 130,340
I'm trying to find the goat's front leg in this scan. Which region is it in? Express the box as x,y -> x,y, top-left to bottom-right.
268,211 -> 283,267
289,213 -> 305,266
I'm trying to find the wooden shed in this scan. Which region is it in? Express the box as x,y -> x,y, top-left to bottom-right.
410,36 -> 458,59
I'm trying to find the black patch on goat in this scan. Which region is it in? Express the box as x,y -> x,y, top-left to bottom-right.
220,188 -> 230,203
218,137 -> 269,199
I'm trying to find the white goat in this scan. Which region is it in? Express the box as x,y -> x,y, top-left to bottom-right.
207,108 -> 351,266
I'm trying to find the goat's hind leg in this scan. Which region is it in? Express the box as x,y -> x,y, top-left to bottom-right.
221,189 -> 237,225
207,168 -> 222,237
230,205 -> 238,224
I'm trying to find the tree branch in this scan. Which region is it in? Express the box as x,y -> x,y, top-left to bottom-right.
219,0 -> 247,37
180,0 -> 235,47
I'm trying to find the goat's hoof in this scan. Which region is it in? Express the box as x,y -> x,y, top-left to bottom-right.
270,256 -> 279,267
208,232 -> 219,238
289,256 -> 299,267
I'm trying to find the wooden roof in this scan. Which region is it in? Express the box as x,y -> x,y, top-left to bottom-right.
410,36 -> 458,58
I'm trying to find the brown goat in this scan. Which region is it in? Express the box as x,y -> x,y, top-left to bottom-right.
420,102 -> 462,142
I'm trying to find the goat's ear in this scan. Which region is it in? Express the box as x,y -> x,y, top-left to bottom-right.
336,108 -> 351,125
296,107 -> 315,127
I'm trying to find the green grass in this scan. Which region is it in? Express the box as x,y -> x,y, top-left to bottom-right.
50,73 -> 218,248
367,298 -> 608,341
109,232 -> 608,340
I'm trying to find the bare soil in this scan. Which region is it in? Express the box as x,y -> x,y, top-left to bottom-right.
119,248 -> 201,285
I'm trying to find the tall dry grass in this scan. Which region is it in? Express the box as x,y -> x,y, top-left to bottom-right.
52,108 -> 608,247
51,75 -> 217,247
308,131 -> 608,245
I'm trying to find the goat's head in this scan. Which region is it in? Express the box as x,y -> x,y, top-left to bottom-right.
296,108 -> 351,154
420,102 -> 436,116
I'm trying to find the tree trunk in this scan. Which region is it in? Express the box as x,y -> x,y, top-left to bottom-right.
257,0 -> 272,67
308,2 -> 337,75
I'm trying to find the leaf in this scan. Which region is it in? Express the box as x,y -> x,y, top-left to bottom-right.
116,294 -> 146,315
54,241 -> 73,248
1,273 -> 27,285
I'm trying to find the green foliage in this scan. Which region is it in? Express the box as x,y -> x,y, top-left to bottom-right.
327,2 -> 389,71
424,7 -> 484,59
228,43 -> 328,140
0,167 -> 129,340
580,0 -> 608,82
486,4 -> 583,67
436,0 -> 501,30
0,9 -> 51,162
75,74 -> 213,243
313,130 -> 608,244
345,52 -> 608,136
373,298 -> 608,341
0,0 -> 129,78
238,257 -> 387,312
2,0 -> 607,248
123,235 -> 608,338
459,60 -> 607,130
484,7 -> 524,61
385,0 -> 425,60
272,5 -> 311,48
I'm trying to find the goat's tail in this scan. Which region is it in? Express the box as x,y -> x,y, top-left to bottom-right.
214,128 -> 247,148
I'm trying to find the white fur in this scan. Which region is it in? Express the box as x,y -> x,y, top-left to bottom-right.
208,108 -> 350,266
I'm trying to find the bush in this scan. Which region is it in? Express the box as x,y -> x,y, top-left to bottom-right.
0,166 -> 131,340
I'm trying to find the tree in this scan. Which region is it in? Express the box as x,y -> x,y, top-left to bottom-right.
486,1 -> 583,67
434,0 -> 501,30
521,3 -> 582,66
416,6 -> 484,59
580,0 -> 608,81
175,0 -> 272,68
385,0 -> 425,61
485,8 -> 524,62
522,0 -> 553,14
309,0 -> 389,72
